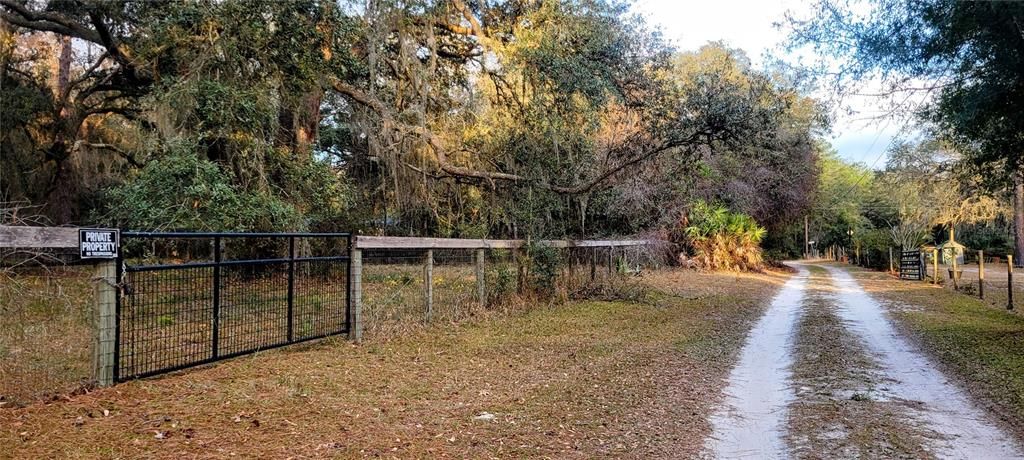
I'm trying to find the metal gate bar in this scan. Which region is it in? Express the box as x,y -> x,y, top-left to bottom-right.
115,232 -> 351,381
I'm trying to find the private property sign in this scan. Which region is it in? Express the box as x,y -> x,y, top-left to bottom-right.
79,228 -> 119,259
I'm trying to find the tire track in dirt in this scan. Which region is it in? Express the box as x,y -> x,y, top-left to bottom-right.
826,265 -> 1024,459
704,267 -> 808,459
704,263 -> 1024,459
786,266 -> 933,458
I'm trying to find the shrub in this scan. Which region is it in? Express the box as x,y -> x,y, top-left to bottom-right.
99,141 -> 301,232
525,242 -> 561,295
685,201 -> 766,271
489,262 -> 518,300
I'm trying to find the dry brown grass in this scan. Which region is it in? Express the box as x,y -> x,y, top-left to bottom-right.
0,266 -> 96,407
0,268 -> 788,459
0,258 -> 623,404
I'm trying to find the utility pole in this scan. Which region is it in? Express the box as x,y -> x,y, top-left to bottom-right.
804,215 -> 809,259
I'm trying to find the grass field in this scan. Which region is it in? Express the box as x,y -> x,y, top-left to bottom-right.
0,268 -> 789,458
848,266 -> 1024,440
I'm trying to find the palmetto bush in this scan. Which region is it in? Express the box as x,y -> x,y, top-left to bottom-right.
685,201 -> 766,271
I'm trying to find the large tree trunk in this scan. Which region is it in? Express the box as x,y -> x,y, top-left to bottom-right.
1015,170 -> 1024,267
57,36 -> 72,96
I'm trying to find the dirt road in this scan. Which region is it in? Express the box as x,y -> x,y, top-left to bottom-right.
705,263 -> 1024,459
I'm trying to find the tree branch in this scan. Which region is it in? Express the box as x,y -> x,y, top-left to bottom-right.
0,0 -> 102,43
330,78 -> 693,194
450,0 -> 484,38
73,141 -> 143,168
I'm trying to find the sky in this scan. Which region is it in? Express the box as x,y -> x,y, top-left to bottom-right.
631,0 -> 907,168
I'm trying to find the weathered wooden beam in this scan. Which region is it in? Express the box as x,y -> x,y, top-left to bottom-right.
354,235 -> 655,250
349,249 -> 363,343
94,260 -> 117,386
565,240 -> 651,248
1,226 -> 659,251
0,225 -> 78,248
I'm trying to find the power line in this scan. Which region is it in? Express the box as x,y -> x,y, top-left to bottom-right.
815,89 -> 931,212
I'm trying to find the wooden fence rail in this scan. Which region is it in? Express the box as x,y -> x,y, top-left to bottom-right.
353,235 -> 654,249
0,225 -> 78,248
1,225 -> 662,386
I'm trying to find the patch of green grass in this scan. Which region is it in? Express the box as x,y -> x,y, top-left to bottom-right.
900,299 -> 1024,410
157,315 -> 175,327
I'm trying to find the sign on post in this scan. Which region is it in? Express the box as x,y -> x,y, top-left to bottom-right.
79,228 -> 119,259
899,249 -> 923,281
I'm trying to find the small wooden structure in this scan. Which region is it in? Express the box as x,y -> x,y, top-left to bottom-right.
938,239 -> 966,265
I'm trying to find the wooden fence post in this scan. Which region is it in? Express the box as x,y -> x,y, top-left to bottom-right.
978,250 -> 985,300
933,248 -> 939,285
888,247 -> 894,274
590,247 -> 597,281
607,246 -> 614,275
567,248 -> 575,288
1008,255 -> 1014,311
952,247 -> 960,290
475,248 -> 486,307
349,248 -> 363,342
517,248 -> 527,294
94,260 -> 117,387
424,249 -> 434,322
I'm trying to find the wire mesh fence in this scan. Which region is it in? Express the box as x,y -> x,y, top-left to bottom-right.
836,245 -> 1024,313
1,228 -> 667,401
361,249 -> 434,339
920,251 -> 1024,311
117,233 -> 351,380
0,249 -> 95,406
358,243 -> 666,341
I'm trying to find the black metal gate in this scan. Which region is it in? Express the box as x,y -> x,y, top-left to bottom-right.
899,249 -> 924,281
115,232 -> 351,381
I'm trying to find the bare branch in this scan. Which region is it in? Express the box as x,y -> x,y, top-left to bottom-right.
0,0 -> 102,43
73,140 -> 143,168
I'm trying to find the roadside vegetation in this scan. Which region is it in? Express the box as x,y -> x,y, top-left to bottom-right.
683,201 -> 766,271
775,1 -> 1024,268
1,0 -> 821,251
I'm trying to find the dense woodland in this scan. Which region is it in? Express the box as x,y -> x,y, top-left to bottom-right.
2,0 -> 1023,264
0,0 -> 821,256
